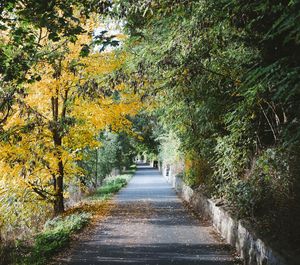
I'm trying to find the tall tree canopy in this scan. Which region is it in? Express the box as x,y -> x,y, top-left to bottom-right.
0,0 -> 111,125
114,0 -> 300,248
0,21 -> 140,246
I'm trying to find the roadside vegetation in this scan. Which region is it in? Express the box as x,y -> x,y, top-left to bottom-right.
114,0 -> 300,255
0,168 -> 135,265
0,0 -> 299,263
0,1 -> 139,263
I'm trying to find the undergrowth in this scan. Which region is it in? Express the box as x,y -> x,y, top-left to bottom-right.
26,213 -> 91,265
89,175 -> 130,200
3,168 -> 135,265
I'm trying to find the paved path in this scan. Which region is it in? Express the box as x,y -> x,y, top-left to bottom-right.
61,164 -> 236,265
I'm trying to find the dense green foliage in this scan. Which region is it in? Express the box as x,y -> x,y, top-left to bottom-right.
79,132 -> 136,188
115,0 -> 300,249
130,111 -> 161,156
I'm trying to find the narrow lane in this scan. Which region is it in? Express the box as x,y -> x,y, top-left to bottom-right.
62,164 -> 236,265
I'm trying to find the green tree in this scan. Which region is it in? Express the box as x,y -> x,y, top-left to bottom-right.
114,0 -> 300,248
79,131 -> 137,188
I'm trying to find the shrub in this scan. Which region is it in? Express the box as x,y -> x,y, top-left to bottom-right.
183,153 -> 212,188
212,147 -> 292,219
29,213 -> 90,263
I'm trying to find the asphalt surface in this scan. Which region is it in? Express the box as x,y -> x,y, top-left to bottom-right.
60,164 -> 236,265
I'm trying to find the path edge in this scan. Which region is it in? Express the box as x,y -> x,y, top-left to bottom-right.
160,167 -> 292,265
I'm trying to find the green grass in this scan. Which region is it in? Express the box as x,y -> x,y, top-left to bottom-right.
21,213 -> 90,265
97,178 -> 127,195
88,167 -> 135,200
10,166 -> 136,265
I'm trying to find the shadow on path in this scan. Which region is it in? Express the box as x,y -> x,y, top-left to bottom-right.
67,243 -> 235,265
58,164 -> 237,265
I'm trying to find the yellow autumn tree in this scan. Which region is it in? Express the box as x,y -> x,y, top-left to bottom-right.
0,30 -> 140,216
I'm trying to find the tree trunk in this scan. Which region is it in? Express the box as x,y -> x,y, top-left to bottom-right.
95,148 -> 98,188
53,186 -> 64,215
51,94 -> 65,216
53,161 -> 64,215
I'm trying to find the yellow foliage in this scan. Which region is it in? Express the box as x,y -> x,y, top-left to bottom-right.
0,23 -> 142,213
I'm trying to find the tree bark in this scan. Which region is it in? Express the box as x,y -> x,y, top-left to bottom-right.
53,133 -> 65,215
95,148 -> 98,188
53,167 -> 64,215
51,94 -> 65,215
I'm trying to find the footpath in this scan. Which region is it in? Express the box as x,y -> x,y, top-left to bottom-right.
57,164 -> 236,265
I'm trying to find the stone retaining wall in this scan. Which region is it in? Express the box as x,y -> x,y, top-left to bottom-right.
160,164 -> 290,265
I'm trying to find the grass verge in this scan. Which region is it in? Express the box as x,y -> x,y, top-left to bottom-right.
89,173 -> 132,200
8,166 -> 135,265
